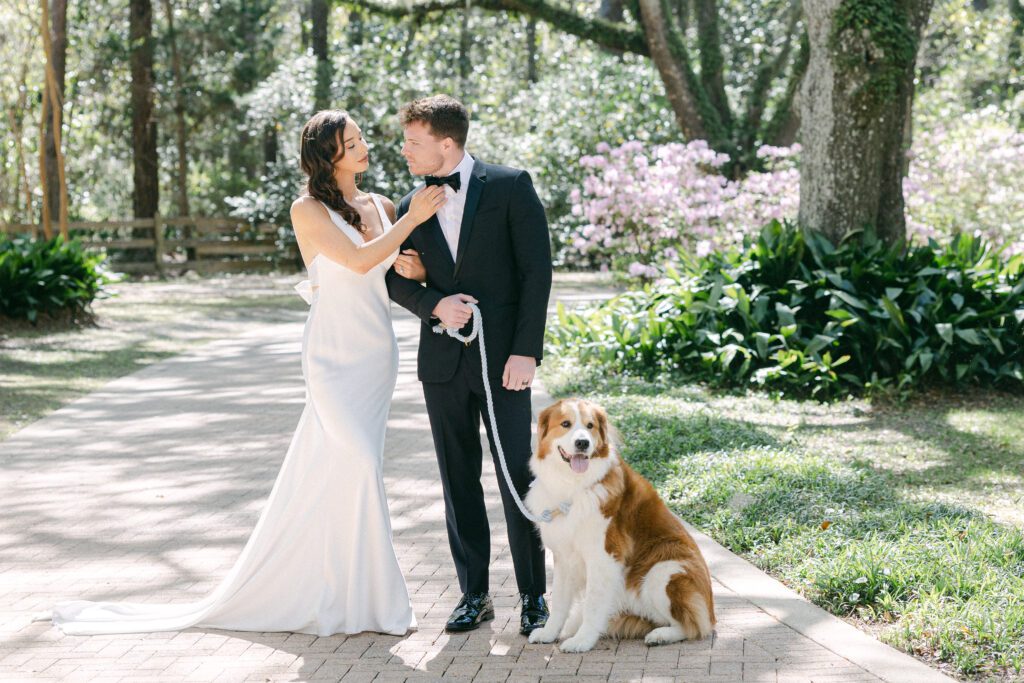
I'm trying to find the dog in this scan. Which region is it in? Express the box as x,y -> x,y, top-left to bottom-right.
525,398 -> 715,653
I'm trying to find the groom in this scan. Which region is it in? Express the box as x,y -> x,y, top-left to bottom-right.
385,95 -> 552,635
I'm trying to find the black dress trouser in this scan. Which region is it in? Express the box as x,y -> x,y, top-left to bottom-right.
421,341 -> 547,597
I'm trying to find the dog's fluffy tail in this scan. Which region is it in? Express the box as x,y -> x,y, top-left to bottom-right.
606,614 -> 655,640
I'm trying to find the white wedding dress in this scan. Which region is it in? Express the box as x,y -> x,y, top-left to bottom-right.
46,196 -> 416,637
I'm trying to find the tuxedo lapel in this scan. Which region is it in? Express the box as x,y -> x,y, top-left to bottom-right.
421,213 -> 455,270
453,160 -> 487,278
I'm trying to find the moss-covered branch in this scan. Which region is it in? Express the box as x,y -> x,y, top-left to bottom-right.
762,29 -> 807,146
694,0 -> 732,131
656,0 -> 728,149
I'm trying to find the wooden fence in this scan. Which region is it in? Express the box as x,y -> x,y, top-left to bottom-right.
0,216 -> 299,275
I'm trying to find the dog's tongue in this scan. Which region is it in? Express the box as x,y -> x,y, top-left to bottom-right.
570,454 -> 589,473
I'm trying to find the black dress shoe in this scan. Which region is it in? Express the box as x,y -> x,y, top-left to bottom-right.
519,593 -> 549,635
445,592 -> 494,632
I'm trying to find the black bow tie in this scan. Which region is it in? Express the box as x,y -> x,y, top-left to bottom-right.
425,172 -> 461,193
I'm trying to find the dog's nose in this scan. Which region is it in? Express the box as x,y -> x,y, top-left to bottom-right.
574,438 -> 590,452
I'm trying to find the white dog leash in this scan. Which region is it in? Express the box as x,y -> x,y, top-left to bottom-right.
432,303 -> 570,524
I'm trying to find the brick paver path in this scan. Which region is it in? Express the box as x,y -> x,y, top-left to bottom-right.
0,285 -> 945,682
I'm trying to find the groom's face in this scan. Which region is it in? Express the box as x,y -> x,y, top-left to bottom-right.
401,121 -> 449,177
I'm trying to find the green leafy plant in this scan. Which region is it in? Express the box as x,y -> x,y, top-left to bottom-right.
549,221 -> 1024,398
0,236 -> 112,324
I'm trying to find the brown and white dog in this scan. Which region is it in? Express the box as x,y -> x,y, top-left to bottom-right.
525,398 -> 715,653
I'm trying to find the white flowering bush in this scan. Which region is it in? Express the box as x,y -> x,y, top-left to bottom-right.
904,106 -> 1024,254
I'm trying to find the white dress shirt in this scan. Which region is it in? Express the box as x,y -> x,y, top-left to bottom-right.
435,151 -> 475,261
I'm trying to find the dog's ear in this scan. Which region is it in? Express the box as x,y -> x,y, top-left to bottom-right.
607,423 -> 623,452
537,403 -> 558,441
594,405 -> 609,444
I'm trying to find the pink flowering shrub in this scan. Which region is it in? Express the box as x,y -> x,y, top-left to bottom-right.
571,140 -> 800,275
574,117 -> 1024,276
724,146 -> 801,245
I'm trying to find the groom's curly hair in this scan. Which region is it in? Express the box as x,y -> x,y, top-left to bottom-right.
298,110 -> 365,233
398,95 -> 469,148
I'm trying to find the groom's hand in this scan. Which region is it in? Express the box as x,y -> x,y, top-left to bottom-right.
503,355 -> 537,391
432,293 -> 478,328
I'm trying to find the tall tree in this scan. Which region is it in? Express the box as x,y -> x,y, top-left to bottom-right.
41,0 -> 68,234
525,16 -> 538,83
459,0 -> 472,92
799,0 -> 933,245
160,0 -> 189,220
4,63 -> 34,227
39,0 -> 69,240
311,0 -> 331,110
130,0 -> 158,220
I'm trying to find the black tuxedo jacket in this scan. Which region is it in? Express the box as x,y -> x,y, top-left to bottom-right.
385,158 -> 553,383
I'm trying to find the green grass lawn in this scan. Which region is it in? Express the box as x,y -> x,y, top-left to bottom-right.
0,273 -> 308,440
541,362 -> 1024,681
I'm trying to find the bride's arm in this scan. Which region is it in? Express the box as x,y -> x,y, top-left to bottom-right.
290,187 -> 446,275
379,195 -> 427,283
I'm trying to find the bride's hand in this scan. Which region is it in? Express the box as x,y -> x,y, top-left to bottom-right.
394,249 -> 427,283
407,185 -> 448,224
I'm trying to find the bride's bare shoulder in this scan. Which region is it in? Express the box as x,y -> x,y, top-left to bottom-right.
291,195 -> 322,212
290,196 -> 327,226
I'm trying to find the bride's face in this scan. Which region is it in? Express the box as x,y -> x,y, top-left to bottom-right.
332,120 -> 370,176
401,121 -> 448,176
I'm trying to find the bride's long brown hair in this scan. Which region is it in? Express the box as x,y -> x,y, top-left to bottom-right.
298,110 -> 365,233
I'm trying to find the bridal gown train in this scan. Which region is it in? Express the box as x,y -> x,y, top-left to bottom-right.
47,196 -> 416,637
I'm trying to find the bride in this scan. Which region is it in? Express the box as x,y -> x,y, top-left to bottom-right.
40,110 -> 448,636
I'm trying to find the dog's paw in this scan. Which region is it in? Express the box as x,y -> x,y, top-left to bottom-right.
528,626 -> 559,644
559,632 -> 599,653
644,625 -> 685,646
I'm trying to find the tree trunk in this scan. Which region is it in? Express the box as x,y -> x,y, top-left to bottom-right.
694,0 -> 731,130
38,0 -> 68,239
8,62 -> 34,227
160,0 -> 194,261
1010,0 -> 1023,85
798,0 -> 932,246
459,0 -> 472,92
42,0 -> 67,233
636,0 -> 709,141
598,0 -> 624,56
161,0 -> 190,220
7,100 -> 33,226
300,1 -> 311,49
600,0 -> 624,22
263,125 -> 278,168
130,0 -> 158,221
525,16 -> 538,83
311,0 -> 331,110
348,5 -> 365,46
